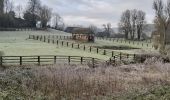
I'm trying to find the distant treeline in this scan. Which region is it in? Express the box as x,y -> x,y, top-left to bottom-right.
0,0 -> 52,28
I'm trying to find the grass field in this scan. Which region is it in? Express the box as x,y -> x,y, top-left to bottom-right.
0,30 -> 109,60
0,29 -> 159,60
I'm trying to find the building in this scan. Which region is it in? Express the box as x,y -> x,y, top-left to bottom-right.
65,27 -> 79,33
72,28 -> 94,42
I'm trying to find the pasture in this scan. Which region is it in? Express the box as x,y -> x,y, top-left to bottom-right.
0,29 -> 159,62
0,30 -> 109,60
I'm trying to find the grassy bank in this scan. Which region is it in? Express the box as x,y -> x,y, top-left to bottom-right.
0,59 -> 170,99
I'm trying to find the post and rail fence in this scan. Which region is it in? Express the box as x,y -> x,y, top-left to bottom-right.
0,55 -> 103,68
28,35 -> 158,65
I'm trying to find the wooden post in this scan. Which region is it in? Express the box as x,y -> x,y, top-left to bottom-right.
54,56 -> 56,64
103,50 -> 106,55
113,56 -> 116,64
44,36 -> 46,42
62,41 -> 64,46
84,45 -> 85,51
53,40 -> 55,44
97,48 -> 99,54
38,56 -> 40,65
0,56 -> 2,66
68,56 -> 70,64
81,57 -> 83,64
109,58 -> 112,63
127,54 -> 129,58
48,39 -> 50,43
112,51 -> 114,57
90,46 -> 92,52
134,54 -> 136,61
57,40 -> 59,45
78,44 -> 80,49
120,53 -> 122,60
72,43 -> 74,48
20,56 -> 22,65
67,42 -> 69,47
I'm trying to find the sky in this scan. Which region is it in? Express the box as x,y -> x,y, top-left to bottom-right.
13,0 -> 163,28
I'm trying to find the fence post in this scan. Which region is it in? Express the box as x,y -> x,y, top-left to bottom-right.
72,43 -> 74,48
54,56 -> 56,64
120,53 -> 122,60
134,54 -> 136,61
81,57 -> 83,64
84,45 -> 85,51
113,56 -> 116,64
67,42 -> 69,47
48,39 -> 50,43
68,56 -> 70,64
20,56 -> 22,65
78,44 -> 80,49
90,46 -> 92,52
97,48 -> 99,54
127,54 -> 129,58
44,36 -> 46,42
0,56 -> 2,66
103,50 -> 106,55
38,56 -> 40,65
62,41 -> 64,46
57,40 -> 59,45
112,51 -> 114,57
53,40 -> 55,44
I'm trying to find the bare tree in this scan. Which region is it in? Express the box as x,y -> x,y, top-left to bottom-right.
39,5 -> 52,28
16,4 -> 23,18
119,9 -> 146,40
136,10 -> 146,40
103,23 -> 112,37
4,0 -> 14,13
26,0 -> 41,27
131,9 -> 137,40
53,13 -> 62,29
89,24 -> 98,34
153,0 -> 170,54
119,10 -> 131,39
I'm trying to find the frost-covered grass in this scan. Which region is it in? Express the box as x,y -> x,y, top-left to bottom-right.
0,29 -> 158,60
0,30 -> 109,60
0,59 -> 170,99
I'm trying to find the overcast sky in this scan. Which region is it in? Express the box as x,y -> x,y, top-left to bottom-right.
13,0 -> 164,28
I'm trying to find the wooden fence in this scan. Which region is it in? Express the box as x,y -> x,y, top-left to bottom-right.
29,35 -> 136,62
0,55 -> 102,67
95,37 -> 153,48
0,28 -> 37,31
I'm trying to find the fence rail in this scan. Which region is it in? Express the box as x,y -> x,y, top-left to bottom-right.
95,37 -> 153,48
29,35 -> 136,61
0,28 -> 37,31
0,55 -> 102,67
29,35 -> 160,65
